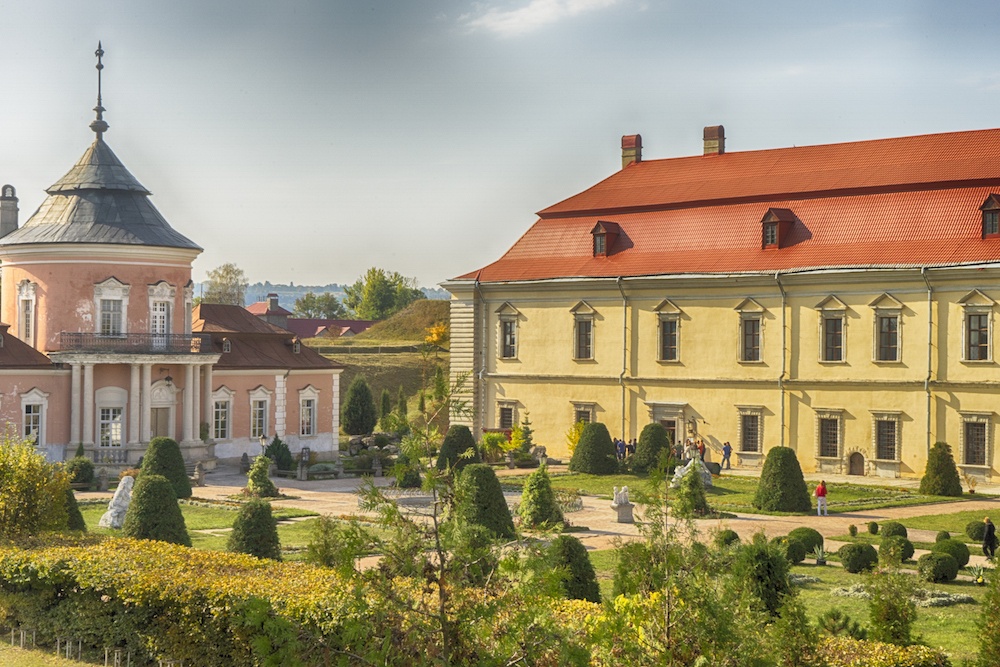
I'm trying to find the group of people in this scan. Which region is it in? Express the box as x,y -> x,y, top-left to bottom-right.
669,438 -> 735,469
614,438 -> 637,461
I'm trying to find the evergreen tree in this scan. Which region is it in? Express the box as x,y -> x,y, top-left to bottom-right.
509,413 -> 535,453
752,446 -> 811,512
919,441 -> 963,497
264,436 -> 294,471
246,455 -> 279,498
228,499 -> 281,560
65,487 -> 87,532
380,388 -> 392,423
436,425 -> 481,471
396,385 -> 408,416
122,474 -> 191,547
140,437 -> 192,500
632,422 -> 669,473
568,422 -> 618,475
453,464 -> 515,540
733,531 -> 791,616
549,534 -> 601,603
518,464 -> 563,527
341,376 -> 378,435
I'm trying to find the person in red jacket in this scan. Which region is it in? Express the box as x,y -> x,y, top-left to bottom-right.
815,480 -> 828,516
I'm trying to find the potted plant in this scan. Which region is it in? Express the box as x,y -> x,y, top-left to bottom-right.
813,545 -> 827,566
964,473 -> 978,494
971,564 -> 988,586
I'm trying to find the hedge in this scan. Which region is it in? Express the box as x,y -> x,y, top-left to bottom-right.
918,552 -> 959,583
879,521 -> 907,539
568,422 -> 618,475
967,520 -> 987,542
879,536 -> 914,563
838,543 -> 878,574
787,527 -> 823,553
931,538 -> 970,568
818,636 -> 951,667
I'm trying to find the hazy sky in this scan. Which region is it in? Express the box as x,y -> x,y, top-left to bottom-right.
4,1 -> 1000,288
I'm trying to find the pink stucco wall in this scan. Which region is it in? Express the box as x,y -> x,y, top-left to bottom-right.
0,369 -> 71,454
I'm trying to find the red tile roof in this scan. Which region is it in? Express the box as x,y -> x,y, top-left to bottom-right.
246,301 -> 293,316
458,129 -> 1000,282
0,324 -> 57,368
284,318 -> 375,339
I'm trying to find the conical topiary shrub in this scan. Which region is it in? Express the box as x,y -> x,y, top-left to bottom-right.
228,499 -> 281,560
752,446 -> 811,512
246,455 -> 279,498
65,487 -> 87,532
919,442 -> 963,497
453,463 -> 515,540
140,437 -> 192,499
632,422 -> 670,473
436,425 -> 481,471
518,464 -> 564,528
568,422 -> 618,475
122,474 -> 191,546
341,376 -> 378,435
550,534 -> 601,603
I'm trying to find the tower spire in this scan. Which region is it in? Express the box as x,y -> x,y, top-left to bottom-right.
89,41 -> 109,138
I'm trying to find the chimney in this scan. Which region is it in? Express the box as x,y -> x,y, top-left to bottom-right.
267,293 -> 280,311
621,134 -> 642,169
703,125 -> 725,155
0,184 -> 18,238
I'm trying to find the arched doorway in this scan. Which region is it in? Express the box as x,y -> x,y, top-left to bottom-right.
848,452 -> 865,476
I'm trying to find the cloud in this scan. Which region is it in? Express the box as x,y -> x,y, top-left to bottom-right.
460,0 -> 623,37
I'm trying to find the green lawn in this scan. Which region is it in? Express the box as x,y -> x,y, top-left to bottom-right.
80,500 -> 318,535
0,645 -> 81,667
900,509 -> 998,539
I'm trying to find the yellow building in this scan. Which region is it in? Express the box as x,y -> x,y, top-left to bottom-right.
444,127 -> 1000,481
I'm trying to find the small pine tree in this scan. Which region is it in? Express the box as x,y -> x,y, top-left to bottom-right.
246,455 -> 279,498
733,531 -> 791,616
453,463 -> 515,540
264,436 -> 295,471
436,425 -> 481,471
74,442 -> 85,458
65,487 -> 87,532
568,422 -> 618,475
752,447 -> 811,512
140,437 -> 192,500
509,413 -> 534,453
122,474 -> 191,546
633,422 -> 669,473
396,385 -> 408,417
769,595 -> 824,667
865,566 -> 917,646
919,441 -> 963,497
379,388 -> 392,426
550,534 -> 600,603
418,391 -> 426,413
518,465 -> 564,528
341,376 -> 378,435
228,499 -> 281,560
673,460 -> 710,517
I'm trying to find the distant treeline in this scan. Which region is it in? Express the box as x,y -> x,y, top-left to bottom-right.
192,281 -> 448,308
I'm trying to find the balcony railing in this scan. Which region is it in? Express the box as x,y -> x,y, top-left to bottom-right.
58,332 -> 214,355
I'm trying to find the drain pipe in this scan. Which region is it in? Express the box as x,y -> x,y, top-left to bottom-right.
921,267 -> 933,457
617,277 -> 628,442
775,272 -> 787,448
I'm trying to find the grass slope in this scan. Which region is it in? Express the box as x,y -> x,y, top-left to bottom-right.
351,299 -> 450,344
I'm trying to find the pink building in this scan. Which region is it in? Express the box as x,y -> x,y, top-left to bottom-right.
0,49 -> 341,467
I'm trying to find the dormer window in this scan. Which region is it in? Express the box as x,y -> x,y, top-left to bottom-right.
590,221 -> 621,257
593,233 -> 606,255
760,208 -> 796,249
293,339 -> 301,354
981,195 -> 1000,237
763,223 -> 778,247
222,338 -> 232,353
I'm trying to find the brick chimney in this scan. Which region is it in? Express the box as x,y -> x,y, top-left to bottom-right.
621,134 -> 642,169
267,293 -> 280,311
0,184 -> 18,239
703,125 -> 725,155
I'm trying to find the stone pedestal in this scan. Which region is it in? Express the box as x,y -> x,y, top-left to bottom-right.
611,486 -> 635,524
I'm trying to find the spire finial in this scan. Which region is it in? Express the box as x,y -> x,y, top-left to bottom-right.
90,41 -> 109,138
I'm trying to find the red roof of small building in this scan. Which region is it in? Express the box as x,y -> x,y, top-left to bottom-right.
457,128 -> 1000,282
284,319 -> 375,339
246,301 -> 293,317
0,324 -> 57,369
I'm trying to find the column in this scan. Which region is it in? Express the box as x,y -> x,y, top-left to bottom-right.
202,363 -> 213,431
128,364 -> 140,445
82,364 -> 94,446
192,365 -> 201,439
70,364 -> 82,445
182,363 -> 194,443
140,363 -> 152,442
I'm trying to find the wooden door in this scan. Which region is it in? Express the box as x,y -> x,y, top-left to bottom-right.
152,408 -> 171,439
848,452 -> 865,476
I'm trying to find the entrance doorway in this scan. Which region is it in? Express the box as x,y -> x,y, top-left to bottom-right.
848,452 -> 865,476
152,408 -> 171,439
660,419 -> 677,451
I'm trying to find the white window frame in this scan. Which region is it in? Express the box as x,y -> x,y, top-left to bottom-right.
20,388 -> 48,447
734,298 -> 766,364
212,386 -> 234,440
148,281 -> 176,334
871,411 -> 902,462
249,386 -> 273,440
17,280 -> 36,347
959,290 -> 995,363
94,277 -> 130,336
570,301 -> 596,361
299,385 -> 320,437
815,409 -> 844,459
495,302 -> 520,360
736,405 -> 763,453
95,386 -> 127,448
959,412 -> 992,468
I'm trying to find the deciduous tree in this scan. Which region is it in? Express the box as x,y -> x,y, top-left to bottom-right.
202,262 -> 249,306
343,267 -> 423,320
293,291 -> 346,319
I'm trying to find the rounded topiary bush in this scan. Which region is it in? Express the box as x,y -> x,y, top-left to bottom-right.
632,422 -> 669,473
879,535 -> 914,563
918,552 -> 959,583
714,529 -> 741,549
868,521 -> 879,535
65,456 -> 95,487
771,536 -> 807,564
141,437 -> 192,499
568,422 -> 618,475
848,524 -> 858,537
918,441 -> 963,497
66,488 -> 86,532
453,464 -> 515,540
931,538 -> 970,568
751,446 -> 811,512
228,499 -> 281,560
518,465 -> 564,528
838,542 -> 878,573
966,520 -> 987,542
936,530 -> 951,543
122,474 -> 191,547
436,425 -> 481,472
246,455 -> 279,498
787,526 -> 824,553
879,521 -> 907,539
549,534 -> 600,603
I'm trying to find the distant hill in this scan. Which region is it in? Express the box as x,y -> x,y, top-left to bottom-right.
353,299 -> 450,344
194,281 -> 449,309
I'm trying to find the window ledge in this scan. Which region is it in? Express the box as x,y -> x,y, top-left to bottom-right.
872,458 -> 901,464
657,359 -> 682,365
498,357 -> 520,362
961,359 -> 995,365
959,463 -> 990,470
738,450 -> 763,456
572,358 -> 597,363
816,455 -> 842,461
872,360 -> 903,365
818,360 -> 848,365
738,360 -> 766,365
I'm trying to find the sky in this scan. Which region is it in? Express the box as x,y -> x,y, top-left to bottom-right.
4,1 -> 1000,288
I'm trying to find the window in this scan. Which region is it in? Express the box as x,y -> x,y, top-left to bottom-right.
965,422 -> 987,466
593,234 -> 606,256
822,317 -> 843,361
213,400 -> 230,440
967,313 -> 990,361
819,418 -> 840,457
739,412 -> 761,452
875,419 -> 898,461
100,299 -> 123,336
741,316 -> 761,362
99,407 -> 123,447
659,318 -> 678,361
573,403 -> 596,424
94,277 -> 130,336
501,319 -> 517,358
251,400 -> 268,439
763,222 -> 778,247
23,404 -> 41,443
300,398 -> 316,436
575,319 -> 593,360
985,210 -> 1000,236
498,404 -> 517,430
17,280 -> 36,346
877,315 -> 899,361
222,339 -> 232,353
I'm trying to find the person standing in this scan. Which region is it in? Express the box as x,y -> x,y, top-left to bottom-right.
815,480 -> 828,516
721,441 -> 733,470
984,517 -> 997,560
697,439 -> 706,462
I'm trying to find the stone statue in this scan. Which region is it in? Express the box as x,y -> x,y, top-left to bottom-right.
98,475 -> 134,529
611,485 -> 634,523
670,458 -> 713,489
